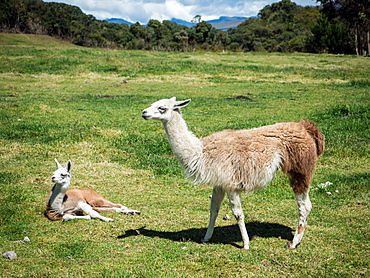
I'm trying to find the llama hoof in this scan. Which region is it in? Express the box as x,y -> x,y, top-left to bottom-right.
284,241 -> 298,249
62,214 -> 76,221
122,209 -> 141,215
201,238 -> 209,243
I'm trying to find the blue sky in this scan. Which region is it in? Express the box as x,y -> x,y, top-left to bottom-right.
44,0 -> 319,24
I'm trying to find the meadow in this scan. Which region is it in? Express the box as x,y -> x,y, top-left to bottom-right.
0,33 -> 369,277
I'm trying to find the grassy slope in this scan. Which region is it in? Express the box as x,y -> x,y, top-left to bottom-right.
0,33 -> 369,277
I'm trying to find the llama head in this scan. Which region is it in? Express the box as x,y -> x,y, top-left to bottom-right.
142,97 -> 191,122
52,159 -> 72,186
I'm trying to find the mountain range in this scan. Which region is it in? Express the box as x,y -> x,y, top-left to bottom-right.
105,16 -> 250,30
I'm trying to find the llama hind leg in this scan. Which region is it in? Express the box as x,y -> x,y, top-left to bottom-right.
93,206 -> 141,215
112,206 -> 141,215
77,202 -> 114,222
285,192 -> 312,249
63,214 -> 91,221
228,190 -> 250,249
202,187 -> 225,244
87,195 -> 140,215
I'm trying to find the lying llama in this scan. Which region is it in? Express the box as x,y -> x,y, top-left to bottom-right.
46,159 -> 140,222
142,97 -> 324,249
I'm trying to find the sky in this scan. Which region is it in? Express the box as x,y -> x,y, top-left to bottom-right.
44,0 -> 319,24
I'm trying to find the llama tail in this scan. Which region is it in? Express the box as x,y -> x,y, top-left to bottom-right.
300,119 -> 325,157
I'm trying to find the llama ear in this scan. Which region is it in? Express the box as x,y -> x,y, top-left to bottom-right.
54,158 -> 62,169
174,99 -> 191,109
66,160 -> 72,173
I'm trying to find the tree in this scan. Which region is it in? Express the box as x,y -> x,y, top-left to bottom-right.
317,0 -> 370,55
191,15 -> 202,24
259,0 -> 297,23
3,0 -> 363,53
174,30 -> 189,44
100,21 -> 133,48
146,19 -> 172,50
234,0 -> 324,53
310,14 -> 353,53
195,21 -> 213,44
130,22 -> 146,39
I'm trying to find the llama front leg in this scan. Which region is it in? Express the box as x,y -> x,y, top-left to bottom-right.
77,202 -> 114,222
228,190 -> 250,249
285,192 -> 312,249
202,187 -> 225,244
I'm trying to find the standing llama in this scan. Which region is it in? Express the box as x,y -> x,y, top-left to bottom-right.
46,159 -> 140,222
142,97 -> 324,249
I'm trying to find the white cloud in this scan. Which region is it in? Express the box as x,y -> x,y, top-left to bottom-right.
195,0 -> 271,20
143,0 -> 195,22
44,0 -> 319,24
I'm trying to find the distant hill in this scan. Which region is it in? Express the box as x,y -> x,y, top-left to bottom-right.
207,16 -> 248,24
209,17 -> 250,30
170,18 -> 194,28
104,18 -> 134,25
206,16 -> 250,30
105,16 -> 250,30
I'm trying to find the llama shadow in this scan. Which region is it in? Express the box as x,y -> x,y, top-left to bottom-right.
118,222 -> 293,249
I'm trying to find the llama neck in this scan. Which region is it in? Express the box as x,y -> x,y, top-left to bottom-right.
162,111 -> 202,167
48,184 -> 68,211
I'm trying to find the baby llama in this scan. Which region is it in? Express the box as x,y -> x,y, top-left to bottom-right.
46,159 -> 140,221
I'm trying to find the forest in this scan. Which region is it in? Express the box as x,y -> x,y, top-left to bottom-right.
0,0 -> 369,54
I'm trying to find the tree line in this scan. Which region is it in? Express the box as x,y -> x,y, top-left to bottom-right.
0,0 -> 369,55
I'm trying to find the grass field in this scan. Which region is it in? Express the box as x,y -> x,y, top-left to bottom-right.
0,33 -> 369,277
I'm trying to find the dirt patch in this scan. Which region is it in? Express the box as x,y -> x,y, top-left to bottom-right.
227,95 -> 254,101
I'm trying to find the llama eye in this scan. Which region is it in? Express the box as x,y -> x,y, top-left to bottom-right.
158,107 -> 167,114
61,174 -> 67,177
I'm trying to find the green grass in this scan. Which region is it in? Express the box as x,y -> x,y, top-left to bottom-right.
0,33 -> 369,277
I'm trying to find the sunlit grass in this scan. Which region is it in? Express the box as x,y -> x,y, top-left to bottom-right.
0,34 -> 369,277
